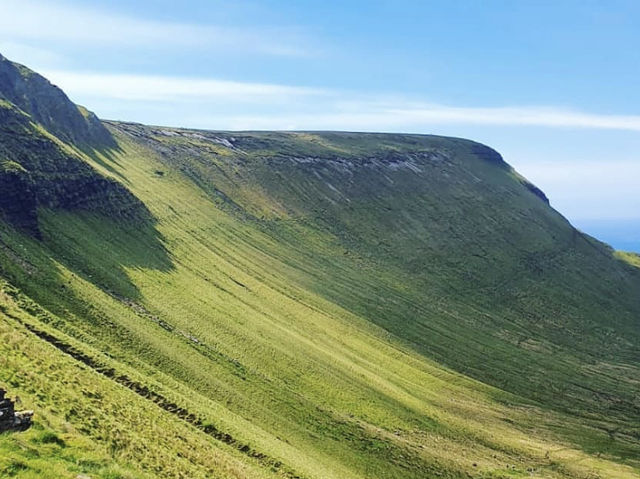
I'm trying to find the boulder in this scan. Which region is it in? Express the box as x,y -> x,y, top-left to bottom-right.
0,389 -> 33,433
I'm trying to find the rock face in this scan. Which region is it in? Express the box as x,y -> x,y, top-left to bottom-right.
471,142 -> 509,168
0,159 -> 39,235
0,389 -> 32,433
0,69 -> 150,236
0,53 -> 114,148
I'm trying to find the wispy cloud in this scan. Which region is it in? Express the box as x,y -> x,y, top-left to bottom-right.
220,106 -> 640,133
384,105 -> 640,132
0,41 -> 66,66
0,0 -> 312,56
41,70 -> 328,102
33,69 -> 640,134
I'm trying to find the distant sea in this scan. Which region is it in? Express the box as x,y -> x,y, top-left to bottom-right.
573,219 -> 640,253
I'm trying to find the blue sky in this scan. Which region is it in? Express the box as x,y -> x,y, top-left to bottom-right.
1,0 -> 638,251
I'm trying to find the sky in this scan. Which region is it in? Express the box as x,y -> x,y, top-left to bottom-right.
1,0 -> 638,251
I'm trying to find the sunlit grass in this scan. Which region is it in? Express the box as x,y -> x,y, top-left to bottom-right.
0,125 -> 638,478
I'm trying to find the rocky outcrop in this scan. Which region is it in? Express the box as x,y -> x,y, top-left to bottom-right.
471,142 -> 509,168
0,53 -> 114,148
521,179 -> 550,204
0,160 -> 39,236
470,141 -> 550,204
0,389 -> 32,433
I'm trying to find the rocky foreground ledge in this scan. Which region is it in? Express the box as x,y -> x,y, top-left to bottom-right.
0,389 -> 32,433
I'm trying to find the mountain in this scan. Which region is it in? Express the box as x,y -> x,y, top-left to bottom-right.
0,53 -> 114,147
0,54 -> 638,479
0,56 -> 149,237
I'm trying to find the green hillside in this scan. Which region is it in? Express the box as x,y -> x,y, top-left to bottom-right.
0,55 -> 639,479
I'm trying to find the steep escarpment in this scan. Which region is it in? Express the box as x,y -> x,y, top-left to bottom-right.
0,99 -> 149,236
0,53 -> 114,148
0,53 -> 148,237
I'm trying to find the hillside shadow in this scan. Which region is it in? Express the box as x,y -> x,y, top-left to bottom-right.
43,142 -> 175,300
37,209 -> 174,302
79,143 -> 130,184
0,212 -> 174,357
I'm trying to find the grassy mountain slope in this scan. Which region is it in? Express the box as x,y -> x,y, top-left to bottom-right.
0,57 -> 639,479
110,123 -> 640,427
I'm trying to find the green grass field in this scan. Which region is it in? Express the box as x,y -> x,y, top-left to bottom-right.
1,121 -> 639,478
0,57 -> 639,478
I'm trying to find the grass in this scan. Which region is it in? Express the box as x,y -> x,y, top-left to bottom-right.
0,122 -> 638,478
616,251 -> 640,268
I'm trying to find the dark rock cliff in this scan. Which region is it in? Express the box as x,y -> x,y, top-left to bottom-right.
0,53 -> 114,148
0,159 -> 39,236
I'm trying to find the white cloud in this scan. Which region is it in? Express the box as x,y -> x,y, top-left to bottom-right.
29,68 -> 640,135
219,106 -> 640,133
41,70 -> 328,102
0,41 -> 66,67
35,68 -> 640,135
386,106 -> 640,132
0,0 -> 311,56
